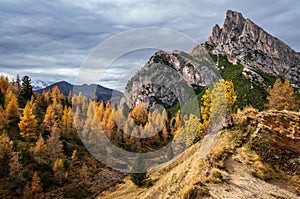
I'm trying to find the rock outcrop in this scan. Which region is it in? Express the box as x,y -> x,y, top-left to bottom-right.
123,50 -> 218,109
204,10 -> 300,85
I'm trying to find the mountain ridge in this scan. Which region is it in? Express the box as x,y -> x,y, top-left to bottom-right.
203,10 -> 300,85
36,81 -> 123,102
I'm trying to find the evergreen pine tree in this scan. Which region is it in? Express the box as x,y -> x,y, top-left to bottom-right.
19,76 -> 33,108
130,154 -> 147,186
0,89 -> 4,108
166,144 -> 174,161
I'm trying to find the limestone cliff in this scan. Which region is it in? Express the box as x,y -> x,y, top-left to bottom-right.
204,10 -> 300,85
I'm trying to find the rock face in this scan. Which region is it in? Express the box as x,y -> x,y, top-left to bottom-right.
204,10 -> 300,85
123,50 -> 218,109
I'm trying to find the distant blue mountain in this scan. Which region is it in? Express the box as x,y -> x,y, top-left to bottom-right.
36,81 -> 123,102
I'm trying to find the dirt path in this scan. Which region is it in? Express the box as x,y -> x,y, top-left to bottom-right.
206,155 -> 298,199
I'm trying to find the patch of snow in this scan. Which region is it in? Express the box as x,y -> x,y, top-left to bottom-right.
31,80 -> 52,90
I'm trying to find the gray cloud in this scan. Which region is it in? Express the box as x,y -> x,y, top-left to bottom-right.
0,0 -> 300,89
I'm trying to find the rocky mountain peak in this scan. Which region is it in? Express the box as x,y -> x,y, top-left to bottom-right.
206,10 -> 300,85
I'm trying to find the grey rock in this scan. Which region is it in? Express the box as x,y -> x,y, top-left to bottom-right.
204,10 -> 300,85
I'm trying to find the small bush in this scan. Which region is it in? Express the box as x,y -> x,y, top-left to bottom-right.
184,186 -> 210,199
146,178 -> 154,188
203,168 -> 224,184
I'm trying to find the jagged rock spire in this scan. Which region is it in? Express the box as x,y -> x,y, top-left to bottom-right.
205,10 -> 300,85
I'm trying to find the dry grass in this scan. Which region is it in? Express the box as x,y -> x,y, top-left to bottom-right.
239,147 -> 277,181
233,105 -> 259,125
202,168 -> 226,184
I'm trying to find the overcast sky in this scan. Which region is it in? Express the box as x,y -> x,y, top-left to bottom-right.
1,0 -> 300,90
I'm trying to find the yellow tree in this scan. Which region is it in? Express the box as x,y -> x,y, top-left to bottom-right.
0,75 -> 9,95
5,91 -> 20,127
51,86 -> 64,104
31,171 -> 43,199
107,109 -> 116,130
19,103 -> 38,141
200,89 -> 211,123
43,105 -> 56,132
200,80 -> 237,131
53,158 -> 65,185
61,106 -> 73,139
266,79 -> 298,111
130,103 -> 148,126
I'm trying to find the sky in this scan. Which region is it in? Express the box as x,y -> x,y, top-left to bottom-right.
0,0 -> 300,90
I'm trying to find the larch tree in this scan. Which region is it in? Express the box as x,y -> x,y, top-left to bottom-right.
19,103 -> 38,141
130,103 -> 148,126
45,123 -> 64,162
5,91 -> 20,127
31,171 -> 43,199
53,158 -> 65,185
200,80 -> 237,131
51,86 -> 64,104
107,109 -> 116,130
9,152 -> 24,194
0,134 -> 13,177
22,182 -> 32,199
80,163 -> 89,184
0,106 -> 8,132
266,78 -> 298,111
33,134 -> 47,165
0,75 -> 9,95
43,105 -> 56,132
82,101 -> 96,139
61,106 -> 73,139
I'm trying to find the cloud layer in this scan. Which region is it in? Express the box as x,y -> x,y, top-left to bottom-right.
1,0 -> 299,89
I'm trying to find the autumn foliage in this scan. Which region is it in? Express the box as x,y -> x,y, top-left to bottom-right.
266,78 -> 298,111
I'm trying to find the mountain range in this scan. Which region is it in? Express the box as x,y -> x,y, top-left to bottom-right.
35,81 -> 123,102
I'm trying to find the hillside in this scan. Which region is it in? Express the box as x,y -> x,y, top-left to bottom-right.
97,109 -> 300,199
96,10 -> 300,199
